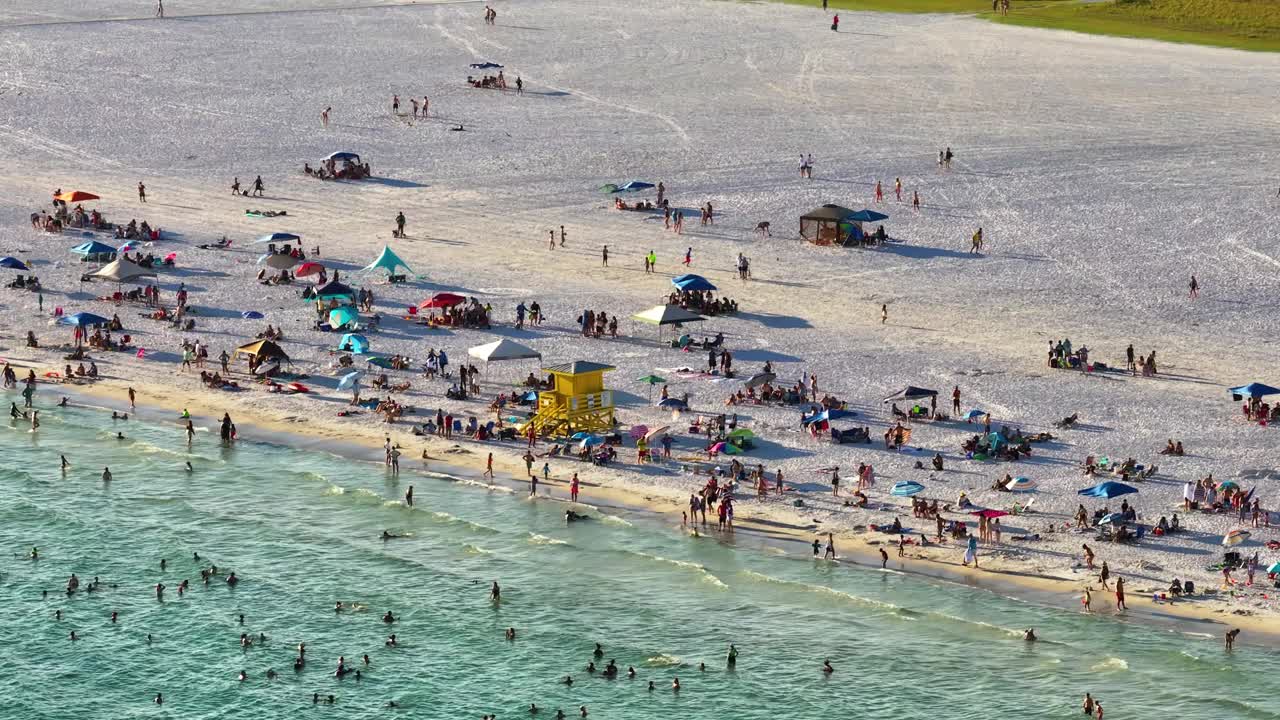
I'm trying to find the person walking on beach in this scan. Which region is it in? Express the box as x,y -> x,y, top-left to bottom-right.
560,226 -> 567,247
395,212 -> 406,238
137,182 -> 146,203
963,534 -> 978,567
647,250 -> 657,273
252,176 -> 264,197
601,245 -> 608,267
880,304 -> 888,325
1099,561 -> 1110,590
1082,543 -> 1095,569
880,547 -> 889,568
548,230 -> 556,250
392,95 -> 400,115
830,14 -> 839,31
970,227 -> 983,254
895,178 -> 902,202
951,386 -> 961,415
1114,576 -> 1126,611
484,453 -> 494,480
128,387 -> 136,409
1188,274 -> 1199,298
874,180 -> 883,203
156,0 -> 164,18
683,248 -> 692,267
912,190 -> 920,211
321,107 -> 330,127
824,533 -> 836,559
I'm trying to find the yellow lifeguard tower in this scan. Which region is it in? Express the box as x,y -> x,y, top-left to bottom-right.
521,361 -> 616,438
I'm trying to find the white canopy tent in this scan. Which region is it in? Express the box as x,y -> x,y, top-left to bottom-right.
88,258 -> 157,285
631,304 -> 705,340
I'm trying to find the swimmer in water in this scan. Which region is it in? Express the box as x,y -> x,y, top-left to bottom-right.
116,432 -> 125,440
238,670 -> 248,681
155,582 -> 165,599
593,643 -> 603,658
29,547 -> 38,561
363,654 -> 371,666
111,611 -> 118,623
382,611 -> 396,623
561,675 -> 573,686
154,694 -> 163,705
586,661 -> 596,674
185,462 -> 193,473
102,467 -> 113,482
529,703 -> 539,714
505,627 -> 516,640
727,643 -> 738,667
69,630 -> 78,641
555,710 -> 566,720
647,680 -> 655,691
386,634 -> 398,647
61,455 -> 69,472
627,666 -> 636,678
226,572 -> 239,586
579,706 -> 588,718
822,659 -> 834,674
266,668 -> 278,679
58,397 -> 68,407
490,581 -> 501,602
566,510 -> 587,522
1024,628 -> 1037,642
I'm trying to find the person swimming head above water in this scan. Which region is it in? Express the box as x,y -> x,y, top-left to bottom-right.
822,659 -> 834,674
505,627 -> 516,640
627,666 -> 636,678
386,634 -> 398,647
382,611 -> 395,623
1024,628 -> 1037,642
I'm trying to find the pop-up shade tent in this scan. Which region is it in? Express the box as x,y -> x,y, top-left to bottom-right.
70,240 -> 117,261
313,280 -> 357,303
325,151 -> 361,163
328,305 -> 359,329
1230,383 -> 1280,400
88,258 -> 157,284
882,386 -> 938,403
362,245 -> 414,277
235,339 -> 291,363
468,338 -> 541,363
633,305 -> 705,326
420,292 -> 466,309
671,274 -> 716,292
254,232 -> 301,244
58,312 -> 110,327
0,256 -> 29,270
469,62 -> 503,70
337,333 -> 370,354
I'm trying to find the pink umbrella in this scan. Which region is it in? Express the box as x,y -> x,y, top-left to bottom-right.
970,509 -> 1009,519
629,424 -> 649,440
419,292 -> 466,309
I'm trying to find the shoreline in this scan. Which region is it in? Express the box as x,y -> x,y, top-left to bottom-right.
30,368 -> 1278,646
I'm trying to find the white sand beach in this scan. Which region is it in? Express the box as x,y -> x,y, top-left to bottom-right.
3,0 -> 1280,627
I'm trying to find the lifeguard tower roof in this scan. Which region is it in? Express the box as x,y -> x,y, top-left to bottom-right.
542,361 -> 615,375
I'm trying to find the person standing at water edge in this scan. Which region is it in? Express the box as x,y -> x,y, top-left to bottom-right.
1188,274 -> 1199,298
824,533 -> 835,559
1225,628 -> 1239,651
963,534 -> 978,567
570,473 -> 580,502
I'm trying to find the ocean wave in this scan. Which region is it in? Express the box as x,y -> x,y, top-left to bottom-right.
429,511 -> 501,535
644,654 -> 682,667
1092,657 -> 1129,672
737,570 -> 899,611
463,543 -> 493,555
599,514 -> 632,527
528,533 -> 569,546
456,477 -> 515,494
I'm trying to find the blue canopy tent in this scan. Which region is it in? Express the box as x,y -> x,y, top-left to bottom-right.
241,311 -> 265,320
1077,481 -> 1137,499
312,280 -> 357,303
0,256 -> 29,270
469,62 -> 503,70
70,240 -> 117,262
361,245 -> 415,278
254,232 -> 301,244
1230,383 -> 1280,400
657,397 -> 689,411
802,408 -> 856,426
337,333 -> 370,354
672,274 -> 717,292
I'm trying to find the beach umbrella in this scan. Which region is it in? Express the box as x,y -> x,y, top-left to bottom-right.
727,428 -> 755,440
846,209 -> 889,223
296,262 -> 325,278
1006,476 -> 1037,492
970,509 -> 1010,519
657,397 -> 688,411
644,425 -> 671,443
0,256 -> 29,270
365,356 -> 395,369
260,253 -> 298,270
637,374 -> 666,401
962,409 -> 988,421
420,292 -> 466,309
599,183 -> 619,194
254,232 -> 301,244
1222,529 -> 1250,547
58,312 -> 110,327
708,442 -> 728,454
337,371 -> 363,391
55,190 -> 99,203
1268,562 -> 1280,574
615,181 -> 654,192
521,391 -> 538,403
241,311 -> 264,320
1077,481 -> 1137,499
117,241 -> 138,254
329,305 -> 359,328
633,304 -> 705,326
578,435 -> 605,449
469,61 -> 503,69
570,431 -> 593,441
337,333 -> 370,354
744,371 -> 776,389
325,151 -> 361,162
890,481 -> 925,497
1098,513 -> 1122,526
629,425 -> 649,440
1217,480 -> 1240,491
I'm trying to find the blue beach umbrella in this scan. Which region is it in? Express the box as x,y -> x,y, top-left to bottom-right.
672,274 -> 717,292
1229,382 -> 1280,399
578,435 -> 606,449
58,312 -> 110,327
1077,481 -> 1137,499
338,371 -> 362,391
657,397 -> 688,410
0,256 -> 28,270
241,311 -> 264,320
890,480 -> 925,497
962,409 -> 988,421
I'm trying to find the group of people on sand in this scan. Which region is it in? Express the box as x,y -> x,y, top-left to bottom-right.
304,157 -> 370,181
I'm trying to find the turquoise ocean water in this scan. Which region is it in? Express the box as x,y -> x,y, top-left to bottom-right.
2,403 -> 1278,720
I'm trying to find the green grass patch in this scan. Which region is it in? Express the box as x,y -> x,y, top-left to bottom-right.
993,0 -> 1280,52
